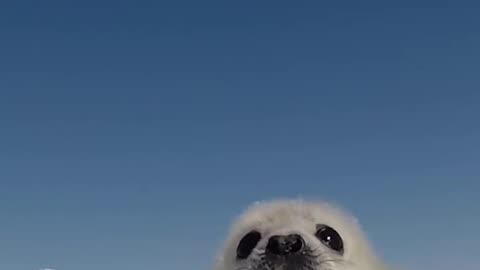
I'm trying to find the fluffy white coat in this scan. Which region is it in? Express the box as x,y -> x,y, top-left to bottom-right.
212,199 -> 388,270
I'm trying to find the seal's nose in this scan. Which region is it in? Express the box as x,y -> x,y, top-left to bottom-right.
266,234 -> 305,256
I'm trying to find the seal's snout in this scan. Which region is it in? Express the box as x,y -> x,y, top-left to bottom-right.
266,234 -> 305,256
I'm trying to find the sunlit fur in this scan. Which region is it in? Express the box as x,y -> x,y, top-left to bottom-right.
211,199 -> 388,270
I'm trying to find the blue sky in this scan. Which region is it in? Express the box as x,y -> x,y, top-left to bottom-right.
1,1 -> 479,270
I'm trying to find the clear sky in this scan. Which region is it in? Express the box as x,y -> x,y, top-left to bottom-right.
1,1 -> 479,270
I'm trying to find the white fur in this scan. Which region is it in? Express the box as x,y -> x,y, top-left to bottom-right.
212,199 -> 388,270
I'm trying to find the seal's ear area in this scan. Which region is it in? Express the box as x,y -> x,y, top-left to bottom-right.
350,216 -> 360,225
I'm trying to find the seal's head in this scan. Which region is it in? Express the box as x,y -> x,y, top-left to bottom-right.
212,199 -> 387,270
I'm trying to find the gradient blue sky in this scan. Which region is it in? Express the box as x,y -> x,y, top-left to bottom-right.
1,1 -> 479,270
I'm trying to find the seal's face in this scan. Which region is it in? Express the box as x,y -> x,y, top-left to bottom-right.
213,200 -> 385,270
235,224 -> 344,270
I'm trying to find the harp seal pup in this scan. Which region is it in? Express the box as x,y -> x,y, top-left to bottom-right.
211,199 -> 389,270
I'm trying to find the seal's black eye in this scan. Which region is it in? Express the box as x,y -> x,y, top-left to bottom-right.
236,230 -> 262,259
315,224 -> 344,253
